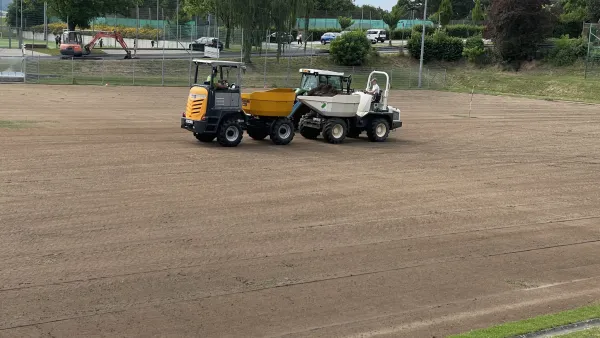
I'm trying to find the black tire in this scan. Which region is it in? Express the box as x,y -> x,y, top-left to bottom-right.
299,115 -> 320,140
347,128 -> 361,139
270,118 -> 295,145
195,133 -> 215,143
217,118 -> 244,147
322,118 -> 347,144
367,117 -> 390,142
247,128 -> 268,141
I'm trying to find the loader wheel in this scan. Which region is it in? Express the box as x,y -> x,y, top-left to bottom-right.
323,118 -> 347,144
298,114 -> 320,140
247,128 -> 268,141
270,118 -> 295,145
217,118 -> 243,147
195,133 -> 215,143
367,118 -> 390,142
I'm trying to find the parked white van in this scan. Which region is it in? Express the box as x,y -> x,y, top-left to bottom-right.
366,29 -> 387,43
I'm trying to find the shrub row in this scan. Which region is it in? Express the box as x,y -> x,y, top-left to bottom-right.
406,31 -> 464,62
444,24 -> 485,38
547,35 -> 587,66
30,23 -> 162,40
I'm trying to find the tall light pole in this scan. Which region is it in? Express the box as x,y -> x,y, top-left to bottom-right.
418,0 -> 428,88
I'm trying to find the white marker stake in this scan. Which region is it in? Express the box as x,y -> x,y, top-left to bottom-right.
469,86 -> 475,118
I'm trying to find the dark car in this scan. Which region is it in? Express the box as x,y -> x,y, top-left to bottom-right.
268,32 -> 293,44
189,37 -> 224,51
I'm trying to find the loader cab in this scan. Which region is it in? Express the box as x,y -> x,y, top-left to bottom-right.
182,60 -> 247,145
296,69 -> 352,95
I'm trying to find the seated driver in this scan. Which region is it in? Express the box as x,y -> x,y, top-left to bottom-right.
365,78 -> 380,102
206,68 -> 229,89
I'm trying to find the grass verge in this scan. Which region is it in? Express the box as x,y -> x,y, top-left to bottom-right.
17,53 -> 600,104
449,304 -> 600,338
444,60 -> 600,103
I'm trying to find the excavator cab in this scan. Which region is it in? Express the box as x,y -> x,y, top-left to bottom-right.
181,60 -> 248,147
60,30 -> 84,57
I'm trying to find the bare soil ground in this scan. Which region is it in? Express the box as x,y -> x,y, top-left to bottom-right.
1,85 -> 600,338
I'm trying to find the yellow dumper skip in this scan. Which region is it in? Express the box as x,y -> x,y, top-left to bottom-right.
241,88 -> 296,117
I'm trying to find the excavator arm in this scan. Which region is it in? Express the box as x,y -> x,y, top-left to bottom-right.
85,31 -> 132,59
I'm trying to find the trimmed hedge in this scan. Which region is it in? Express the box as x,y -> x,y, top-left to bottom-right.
412,24 -> 436,36
445,24 -> 484,38
407,31 -> 464,62
30,22 -> 162,40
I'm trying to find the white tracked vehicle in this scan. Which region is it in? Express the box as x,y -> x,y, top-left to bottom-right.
297,71 -> 402,144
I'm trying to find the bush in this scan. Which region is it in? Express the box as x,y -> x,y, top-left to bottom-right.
407,31 -> 464,63
412,24 -> 436,36
445,24 -> 485,38
330,31 -> 372,66
463,36 -> 486,63
547,35 -> 587,66
390,28 -> 413,40
552,20 -> 582,39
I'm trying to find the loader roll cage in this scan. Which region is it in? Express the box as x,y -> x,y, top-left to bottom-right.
192,59 -> 246,90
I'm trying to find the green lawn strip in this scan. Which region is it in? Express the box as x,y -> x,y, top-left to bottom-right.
555,327 -> 600,337
449,304 -> 600,338
0,120 -> 36,129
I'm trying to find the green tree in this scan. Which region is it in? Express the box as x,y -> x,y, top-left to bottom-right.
6,0 -> 45,28
299,0 -> 316,52
337,16 -> 354,30
587,0 -> 600,22
330,30 -> 372,65
438,0 -> 453,26
488,0 -> 553,67
184,0 -> 236,48
452,0 -> 475,19
472,0 -> 485,21
48,0 -> 137,30
315,0 -> 355,16
382,5 -> 405,45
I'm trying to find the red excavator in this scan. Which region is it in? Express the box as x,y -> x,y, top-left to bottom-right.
60,30 -> 132,59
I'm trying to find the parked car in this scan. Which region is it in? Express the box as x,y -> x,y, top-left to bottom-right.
189,37 -> 224,51
366,29 -> 387,43
320,32 -> 340,44
268,32 -> 293,44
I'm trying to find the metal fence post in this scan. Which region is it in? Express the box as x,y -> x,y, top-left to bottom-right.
427,68 -> 430,88
132,59 -> 136,85
286,56 -> 290,87
71,57 -> 74,84
37,54 -> 40,83
23,56 -> 27,84
102,58 -> 105,85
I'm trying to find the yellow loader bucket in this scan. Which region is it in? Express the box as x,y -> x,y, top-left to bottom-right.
241,88 -> 296,117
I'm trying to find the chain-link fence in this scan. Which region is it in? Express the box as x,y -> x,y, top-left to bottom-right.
585,23 -> 600,79
2,55 -> 447,89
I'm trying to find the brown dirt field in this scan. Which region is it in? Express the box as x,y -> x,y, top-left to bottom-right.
1,84 -> 600,338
